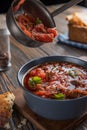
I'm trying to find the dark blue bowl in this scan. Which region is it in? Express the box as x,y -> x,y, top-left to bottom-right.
17,56 -> 87,120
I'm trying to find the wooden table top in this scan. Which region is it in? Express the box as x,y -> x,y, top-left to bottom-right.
0,4 -> 87,130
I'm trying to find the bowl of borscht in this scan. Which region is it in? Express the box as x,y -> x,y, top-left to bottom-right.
17,56 -> 87,120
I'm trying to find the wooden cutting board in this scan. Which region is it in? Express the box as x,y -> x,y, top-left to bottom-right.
12,87 -> 87,130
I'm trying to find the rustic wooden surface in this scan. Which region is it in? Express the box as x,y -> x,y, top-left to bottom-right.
0,4 -> 87,130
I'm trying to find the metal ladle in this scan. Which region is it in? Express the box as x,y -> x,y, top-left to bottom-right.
23,0 -> 83,27
6,0 -> 83,47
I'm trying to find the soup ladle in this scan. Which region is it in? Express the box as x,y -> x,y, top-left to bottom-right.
22,0 -> 83,28
6,0 -> 83,47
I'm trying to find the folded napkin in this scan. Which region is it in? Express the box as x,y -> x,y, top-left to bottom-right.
58,33 -> 87,49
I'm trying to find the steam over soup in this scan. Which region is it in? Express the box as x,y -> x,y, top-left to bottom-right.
23,62 -> 87,99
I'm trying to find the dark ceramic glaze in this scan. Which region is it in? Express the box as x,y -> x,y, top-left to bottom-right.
17,56 -> 87,120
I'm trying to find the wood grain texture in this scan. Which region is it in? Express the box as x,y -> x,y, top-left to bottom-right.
6,86 -> 87,130
0,4 -> 87,130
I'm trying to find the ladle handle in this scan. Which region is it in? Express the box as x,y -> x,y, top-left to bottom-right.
51,0 -> 83,17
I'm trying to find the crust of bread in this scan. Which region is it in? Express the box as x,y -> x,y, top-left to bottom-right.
66,12 -> 87,43
0,92 -> 15,127
68,24 -> 87,43
66,12 -> 87,27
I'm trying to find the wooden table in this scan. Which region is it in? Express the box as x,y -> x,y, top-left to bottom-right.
0,4 -> 87,130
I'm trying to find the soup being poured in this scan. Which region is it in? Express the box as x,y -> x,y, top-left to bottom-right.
23,62 -> 87,100
16,14 -> 58,43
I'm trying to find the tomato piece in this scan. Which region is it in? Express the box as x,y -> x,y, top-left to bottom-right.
33,32 -> 54,42
47,28 -> 58,37
18,22 -> 26,30
24,29 -> 32,38
36,90 -> 53,98
36,68 -> 46,79
29,68 -> 46,79
16,15 -> 30,23
29,69 -> 37,76
37,72 -> 46,79
35,90 -> 46,96
34,24 -> 46,33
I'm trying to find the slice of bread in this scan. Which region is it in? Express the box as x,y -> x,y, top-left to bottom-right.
0,92 -> 15,127
66,12 -> 87,27
66,12 -> 87,43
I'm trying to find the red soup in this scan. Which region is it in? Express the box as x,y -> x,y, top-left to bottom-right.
16,14 -> 58,43
23,62 -> 87,100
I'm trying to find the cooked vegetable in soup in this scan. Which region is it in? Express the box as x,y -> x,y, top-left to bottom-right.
23,62 -> 87,99
16,14 -> 58,43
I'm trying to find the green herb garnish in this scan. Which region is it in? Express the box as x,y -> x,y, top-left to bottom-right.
28,76 -> 42,88
69,70 -> 78,78
28,78 -> 35,88
32,76 -> 42,84
35,18 -> 42,25
54,93 -> 65,100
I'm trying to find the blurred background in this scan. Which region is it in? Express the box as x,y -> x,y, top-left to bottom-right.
0,0 -> 87,14
40,0 -> 87,7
